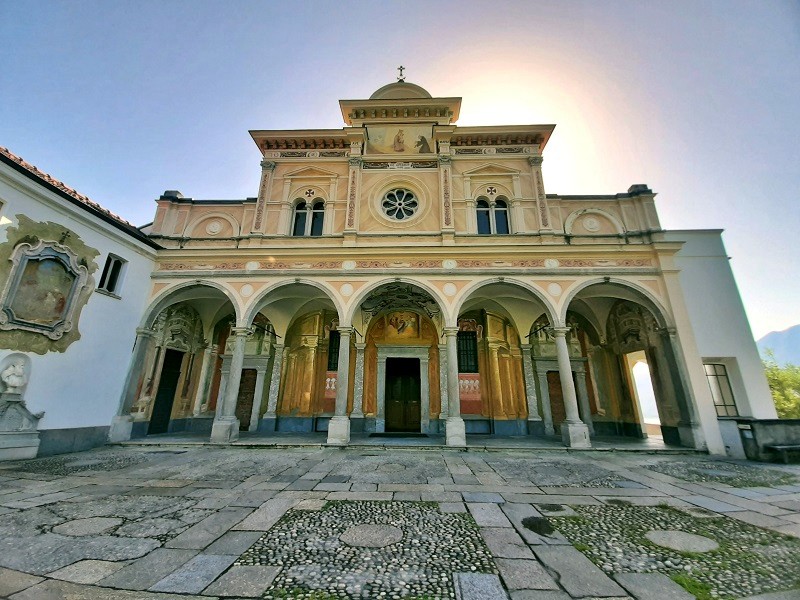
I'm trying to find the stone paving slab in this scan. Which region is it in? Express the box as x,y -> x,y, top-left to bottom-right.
201,564 -> 280,597
613,572 -> 695,599
0,567 -> 43,596
533,545 -> 627,597
165,507 -> 252,549
204,531 -> 263,555
495,558 -> 559,591
9,578 -> 216,599
149,554 -> 237,594
468,502 -> 513,527
98,548 -> 199,590
47,559 -> 125,584
232,498 -> 296,531
738,592 -> 800,600
453,572 -> 510,599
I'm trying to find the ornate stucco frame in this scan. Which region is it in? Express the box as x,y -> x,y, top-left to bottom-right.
0,240 -> 89,340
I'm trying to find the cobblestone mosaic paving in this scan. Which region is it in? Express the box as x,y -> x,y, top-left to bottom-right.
237,501 -> 496,599
550,504 -> 800,599
484,456 -> 628,487
2,448 -> 181,476
644,458 -> 799,488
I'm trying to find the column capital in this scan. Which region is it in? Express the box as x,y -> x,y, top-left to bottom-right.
231,327 -> 253,337
438,155 -> 452,165
355,342 -> 367,351
348,157 -> 363,168
337,326 -> 354,337
135,327 -> 155,338
550,327 -> 571,337
520,343 -> 532,351
443,326 -> 460,337
260,159 -> 277,171
528,156 -> 543,167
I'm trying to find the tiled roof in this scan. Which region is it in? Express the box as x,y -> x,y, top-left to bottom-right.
0,146 -> 159,248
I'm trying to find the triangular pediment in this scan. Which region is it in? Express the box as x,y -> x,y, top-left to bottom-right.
462,163 -> 521,177
284,166 -> 339,179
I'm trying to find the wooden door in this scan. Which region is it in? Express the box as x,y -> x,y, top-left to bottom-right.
547,370 -> 566,433
385,358 -> 421,432
235,369 -> 257,431
148,349 -> 183,435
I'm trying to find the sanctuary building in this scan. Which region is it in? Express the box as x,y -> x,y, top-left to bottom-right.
0,80 -> 777,458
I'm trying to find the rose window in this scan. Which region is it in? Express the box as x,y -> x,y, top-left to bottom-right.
382,188 -> 418,220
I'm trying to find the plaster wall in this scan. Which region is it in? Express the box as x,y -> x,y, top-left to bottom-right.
0,165 -> 157,431
663,230 -> 776,419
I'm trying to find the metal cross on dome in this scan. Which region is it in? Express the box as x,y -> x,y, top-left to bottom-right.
397,65 -> 406,82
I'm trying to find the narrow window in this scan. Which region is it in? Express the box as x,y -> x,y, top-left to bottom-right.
476,199 -> 491,234
292,201 -> 307,236
704,363 -> 738,416
457,331 -> 479,373
327,330 -> 341,371
97,254 -> 126,295
494,199 -> 510,234
310,201 -> 325,236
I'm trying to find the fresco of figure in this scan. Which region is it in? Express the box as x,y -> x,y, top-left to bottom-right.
415,136 -> 431,153
393,129 -> 405,152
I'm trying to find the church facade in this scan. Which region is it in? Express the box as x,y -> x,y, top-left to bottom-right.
1,81 -> 777,458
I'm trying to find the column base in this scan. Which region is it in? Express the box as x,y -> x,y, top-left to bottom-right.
561,421 -> 591,448
108,415 -> 133,442
210,418 -> 240,444
679,422 -> 705,450
527,419 -> 545,436
445,417 -> 466,447
327,416 -> 350,445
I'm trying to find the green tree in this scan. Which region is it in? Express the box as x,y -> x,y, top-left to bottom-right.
762,350 -> 800,419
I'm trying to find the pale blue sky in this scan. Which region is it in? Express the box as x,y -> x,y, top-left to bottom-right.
1,0 -> 798,338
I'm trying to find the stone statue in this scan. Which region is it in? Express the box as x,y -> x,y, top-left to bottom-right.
1,360 -> 26,393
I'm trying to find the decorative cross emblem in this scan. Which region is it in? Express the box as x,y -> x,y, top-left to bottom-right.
486,186 -> 497,195
397,65 -> 406,82
59,231 -> 71,244
305,189 -> 315,197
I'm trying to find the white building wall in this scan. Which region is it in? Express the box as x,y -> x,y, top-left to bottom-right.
0,164 -> 157,452
664,230 -> 776,419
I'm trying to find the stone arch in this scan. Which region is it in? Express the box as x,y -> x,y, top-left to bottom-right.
243,279 -> 343,334
346,278 -> 449,329
563,208 -> 625,236
559,278 -> 672,329
183,212 -> 241,238
140,280 -> 241,330
455,277 -> 558,334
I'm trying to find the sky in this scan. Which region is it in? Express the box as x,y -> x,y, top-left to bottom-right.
1,0 -> 798,339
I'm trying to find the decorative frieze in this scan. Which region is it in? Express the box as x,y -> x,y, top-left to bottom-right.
362,161 -> 438,170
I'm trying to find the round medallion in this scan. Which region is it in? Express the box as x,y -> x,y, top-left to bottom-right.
340,283 -> 354,297
240,284 -> 254,298
443,283 -> 457,297
340,524 -> 403,548
544,258 -> 559,269
547,283 -> 563,297
582,216 -> 601,232
205,220 -> 223,235
443,259 -> 457,270
245,261 -> 260,271
342,260 -> 356,271
382,188 -> 418,220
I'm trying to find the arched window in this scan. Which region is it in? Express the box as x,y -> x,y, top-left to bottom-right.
292,200 -> 325,236
476,199 -> 491,234
475,196 -> 510,235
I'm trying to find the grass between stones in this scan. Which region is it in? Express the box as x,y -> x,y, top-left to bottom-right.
548,504 -> 800,599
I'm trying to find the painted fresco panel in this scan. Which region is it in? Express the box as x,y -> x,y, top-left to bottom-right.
366,125 -> 433,155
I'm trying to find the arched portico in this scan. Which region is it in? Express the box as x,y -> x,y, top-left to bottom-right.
109,281 -> 240,443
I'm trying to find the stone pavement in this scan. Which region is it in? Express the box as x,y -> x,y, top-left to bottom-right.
0,445 -> 799,599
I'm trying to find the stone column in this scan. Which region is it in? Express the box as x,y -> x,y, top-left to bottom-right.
444,327 -> 466,447
327,327 -> 352,445
537,370 -> 555,435
376,354 -> 387,432
520,344 -> 543,435
191,346 -> 215,416
439,155 -> 454,241
574,365 -> 595,435
351,343 -> 366,426
438,343 -> 449,430
660,328 -> 702,448
263,343 -> 285,431
248,361 -> 269,432
211,327 -> 251,443
552,328 -> 590,447
253,160 -> 276,233
344,159 -> 361,243
109,328 -> 155,442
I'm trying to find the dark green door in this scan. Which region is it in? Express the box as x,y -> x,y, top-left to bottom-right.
148,349 -> 183,435
385,358 -> 421,432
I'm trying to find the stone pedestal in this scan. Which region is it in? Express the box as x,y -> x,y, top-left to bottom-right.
210,417 -> 240,443
561,421 -> 591,448
108,415 -> 134,442
445,416 -> 467,447
0,431 -> 40,460
0,392 -> 42,460
327,415 -> 350,445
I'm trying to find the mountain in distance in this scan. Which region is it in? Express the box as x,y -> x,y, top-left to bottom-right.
758,324 -> 800,365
